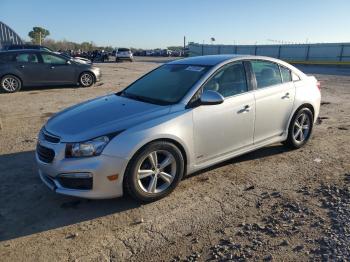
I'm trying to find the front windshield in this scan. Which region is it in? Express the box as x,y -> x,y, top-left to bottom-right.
122,64 -> 211,105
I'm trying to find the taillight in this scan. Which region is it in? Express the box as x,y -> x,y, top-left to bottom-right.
316,81 -> 321,90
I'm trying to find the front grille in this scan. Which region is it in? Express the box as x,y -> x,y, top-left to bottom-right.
42,129 -> 60,143
57,176 -> 93,190
37,144 -> 55,163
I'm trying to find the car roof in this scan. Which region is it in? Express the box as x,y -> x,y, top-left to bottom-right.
0,49 -> 46,53
168,54 -> 248,66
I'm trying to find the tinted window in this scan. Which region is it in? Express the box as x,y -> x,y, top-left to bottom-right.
0,53 -> 15,62
123,64 -> 210,104
15,53 -> 39,63
251,61 -> 282,88
203,62 -> 248,97
280,66 -> 292,83
42,54 -> 66,64
118,48 -> 130,52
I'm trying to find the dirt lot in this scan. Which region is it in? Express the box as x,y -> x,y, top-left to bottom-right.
0,58 -> 349,261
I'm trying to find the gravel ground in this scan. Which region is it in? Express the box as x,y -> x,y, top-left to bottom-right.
0,58 -> 349,261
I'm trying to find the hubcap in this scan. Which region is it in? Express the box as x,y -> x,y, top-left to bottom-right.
293,113 -> 311,143
2,77 -> 18,92
81,74 -> 92,86
137,150 -> 176,194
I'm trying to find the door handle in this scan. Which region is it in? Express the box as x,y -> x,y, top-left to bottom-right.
50,66 -> 55,69
238,105 -> 251,113
19,65 -> 25,68
282,92 -> 290,99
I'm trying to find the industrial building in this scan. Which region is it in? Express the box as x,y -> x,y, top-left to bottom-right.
0,21 -> 23,49
188,42 -> 350,65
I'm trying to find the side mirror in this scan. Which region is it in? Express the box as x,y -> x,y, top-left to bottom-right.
66,60 -> 71,65
200,90 -> 224,105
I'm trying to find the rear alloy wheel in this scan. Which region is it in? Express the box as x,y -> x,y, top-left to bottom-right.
284,107 -> 313,149
1,75 -> 21,93
79,72 -> 94,87
125,141 -> 184,202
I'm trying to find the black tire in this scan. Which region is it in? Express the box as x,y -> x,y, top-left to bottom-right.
0,75 -> 22,93
124,141 -> 185,202
79,72 -> 94,87
284,107 -> 314,149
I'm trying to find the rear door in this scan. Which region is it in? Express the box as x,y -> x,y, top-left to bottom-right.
13,52 -> 47,85
40,52 -> 76,84
250,60 -> 295,143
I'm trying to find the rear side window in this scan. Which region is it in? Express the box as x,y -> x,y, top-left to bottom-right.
15,53 -> 39,63
280,66 -> 292,83
0,53 -> 15,62
251,61 -> 282,88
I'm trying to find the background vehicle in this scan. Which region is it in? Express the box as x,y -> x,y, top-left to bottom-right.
36,55 -> 320,202
2,44 -> 92,64
115,48 -> 133,62
0,50 -> 101,92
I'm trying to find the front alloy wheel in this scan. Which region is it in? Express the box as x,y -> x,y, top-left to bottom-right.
125,141 -> 184,202
79,72 -> 94,87
137,150 -> 176,194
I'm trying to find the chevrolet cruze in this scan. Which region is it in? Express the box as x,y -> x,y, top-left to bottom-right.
36,55 -> 321,202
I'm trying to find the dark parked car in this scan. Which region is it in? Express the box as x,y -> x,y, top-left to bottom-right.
1,44 -> 53,52
0,50 -> 101,93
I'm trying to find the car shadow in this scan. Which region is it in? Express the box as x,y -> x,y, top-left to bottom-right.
0,84 -> 81,94
0,150 -> 140,241
0,144 -> 288,241
186,143 -> 289,179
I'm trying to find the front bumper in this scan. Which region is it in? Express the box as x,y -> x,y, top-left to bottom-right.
116,56 -> 133,60
94,71 -> 102,82
36,139 -> 128,199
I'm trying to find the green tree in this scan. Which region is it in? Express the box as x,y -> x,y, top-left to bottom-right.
28,27 -> 50,45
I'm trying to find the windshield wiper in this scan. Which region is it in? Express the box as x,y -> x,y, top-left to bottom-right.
120,92 -> 170,105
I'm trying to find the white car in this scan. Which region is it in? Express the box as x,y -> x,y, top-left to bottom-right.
116,48 -> 133,62
36,55 -> 321,202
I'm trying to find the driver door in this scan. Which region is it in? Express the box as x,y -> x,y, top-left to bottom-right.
40,52 -> 76,84
193,62 -> 255,164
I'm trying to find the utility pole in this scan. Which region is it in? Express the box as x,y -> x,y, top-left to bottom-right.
183,36 -> 186,56
39,31 -> 42,45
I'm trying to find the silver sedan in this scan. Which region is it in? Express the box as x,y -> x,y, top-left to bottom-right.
36,55 -> 321,202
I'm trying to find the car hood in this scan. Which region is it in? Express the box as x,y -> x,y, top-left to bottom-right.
45,94 -> 171,142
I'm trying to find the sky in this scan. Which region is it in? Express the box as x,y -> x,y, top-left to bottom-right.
1,0 -> 349,48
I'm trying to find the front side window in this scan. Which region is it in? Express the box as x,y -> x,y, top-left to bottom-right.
42,53 -> 66,64
122,64 -> 211,104
15,53 -> 39,63
251,61 -> 282,88
203,62 -> 248,97
280,66 -> 292,83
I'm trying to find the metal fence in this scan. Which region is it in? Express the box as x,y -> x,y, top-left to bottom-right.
188,42 -> 350,65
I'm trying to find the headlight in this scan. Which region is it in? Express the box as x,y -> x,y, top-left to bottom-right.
66,136 -> 110,158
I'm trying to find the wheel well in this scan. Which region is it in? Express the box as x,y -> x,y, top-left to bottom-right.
287,103 -> 315,132
128,138 -> 188,175
295,103 -> 315,119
